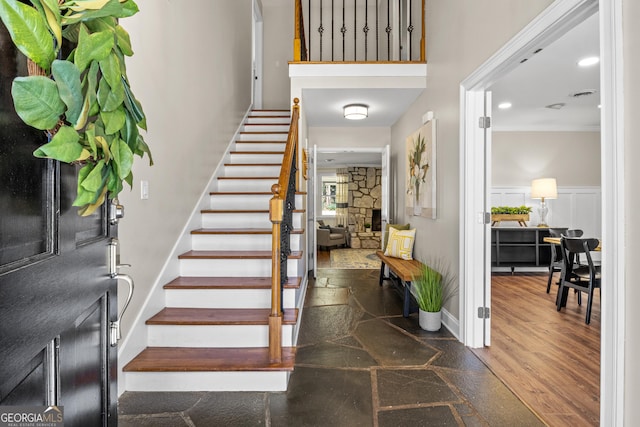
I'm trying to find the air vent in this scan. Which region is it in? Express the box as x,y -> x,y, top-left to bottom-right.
545,103 -> 566,110
571,90 -> 596,98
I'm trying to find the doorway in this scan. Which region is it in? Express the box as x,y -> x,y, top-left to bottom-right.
311,147 -> 390,274
459,0 -> 625,425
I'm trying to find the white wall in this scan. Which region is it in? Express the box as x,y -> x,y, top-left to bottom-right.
117,0 -> 252,340
389,0 -> 555,320
309,126 -> 391,149
492,131 -> 601,186
624,0 -> 640,420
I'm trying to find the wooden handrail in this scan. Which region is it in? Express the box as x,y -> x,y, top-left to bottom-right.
268,98 -> 300,363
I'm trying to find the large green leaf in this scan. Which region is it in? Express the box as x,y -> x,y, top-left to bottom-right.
38,0 -> 62,49
33,125 -> 83,162
115,24 -> 133,56
0,0 -> 55,70
51,60 -> 83,125
100,106 -> 126,135
11,76 -> 64,130
74,25 -> 114,71
110,137 -> 133,180
97,76 -> 124,112
122,77 -> 145,125
99,52 -> 120,89
79,158 -> 105,193
61,0 -> 124,25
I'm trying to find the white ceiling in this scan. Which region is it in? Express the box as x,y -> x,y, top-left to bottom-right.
489,12 -> 600,131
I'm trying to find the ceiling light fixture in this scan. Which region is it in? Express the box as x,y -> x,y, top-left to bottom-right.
498,102 -> 512,109
343,104 -> 368,120
578,56 -> 599,67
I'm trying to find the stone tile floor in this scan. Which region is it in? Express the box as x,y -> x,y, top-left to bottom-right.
119,269 -> 544,426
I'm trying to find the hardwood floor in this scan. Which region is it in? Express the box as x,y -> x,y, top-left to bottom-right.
472,272 -> 600,427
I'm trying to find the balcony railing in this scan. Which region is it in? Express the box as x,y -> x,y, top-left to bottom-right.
294,0 -> 425,62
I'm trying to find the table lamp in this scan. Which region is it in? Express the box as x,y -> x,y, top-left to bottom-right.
531,178 -> 557,227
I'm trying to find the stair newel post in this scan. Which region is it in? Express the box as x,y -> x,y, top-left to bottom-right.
269,183 -> 284,363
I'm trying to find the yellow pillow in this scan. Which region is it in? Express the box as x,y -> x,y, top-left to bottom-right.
383,223 -> 410,251
384,227 -> 416,260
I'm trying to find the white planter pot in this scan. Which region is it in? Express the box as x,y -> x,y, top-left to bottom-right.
419,309 -> 441,331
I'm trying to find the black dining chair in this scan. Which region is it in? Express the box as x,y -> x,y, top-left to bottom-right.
556,236 -> 601,324
546,227 -> 568,293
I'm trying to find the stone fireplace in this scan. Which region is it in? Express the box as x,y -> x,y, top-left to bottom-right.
347,167 -> 382,249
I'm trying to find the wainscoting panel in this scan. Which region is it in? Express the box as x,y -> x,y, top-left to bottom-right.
491,186 -> 602,238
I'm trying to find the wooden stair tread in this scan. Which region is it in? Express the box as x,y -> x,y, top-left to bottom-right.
236,140 -> 286,143
239,131 -> 288,135
191,228 -> 304,235
178,250 -> 303,259
146,308 -> 298,325
123,347 -> 296,372
210,191 -> 306,195
201,209 -> 304,214
164,276 -> 301,290
229,151 -> 285,155
217,176 -> 278,180
224,163 -> 283,167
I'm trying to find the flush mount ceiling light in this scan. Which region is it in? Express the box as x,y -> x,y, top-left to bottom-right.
498,102 -> 512,109
578,56 -> 600,67
545,103 -> 566,110
343,104 -> 368,120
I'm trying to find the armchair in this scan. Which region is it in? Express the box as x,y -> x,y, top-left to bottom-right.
317,226 -> 347,250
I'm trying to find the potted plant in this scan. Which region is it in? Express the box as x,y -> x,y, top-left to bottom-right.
364,223 -> 371,232
0,0 -> 151,216
491,206 -> 533,227
411,261 -> 455,331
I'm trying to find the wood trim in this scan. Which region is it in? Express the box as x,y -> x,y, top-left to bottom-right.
178,250 -> 303,260
163,276 -> 302,290
146,307 -> 298,326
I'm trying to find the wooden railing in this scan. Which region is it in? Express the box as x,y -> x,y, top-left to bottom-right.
268,98 -> 300,363
294,0 -> 425,62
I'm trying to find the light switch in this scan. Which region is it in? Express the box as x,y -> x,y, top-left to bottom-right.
140,180 -> 149,200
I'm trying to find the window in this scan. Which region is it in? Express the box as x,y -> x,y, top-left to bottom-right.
321,176 -> 337,216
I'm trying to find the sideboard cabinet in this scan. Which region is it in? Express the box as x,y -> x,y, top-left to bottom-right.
491,227 -> 552,273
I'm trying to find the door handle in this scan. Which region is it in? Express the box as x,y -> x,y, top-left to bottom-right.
110,273 -> 134,347
107,238 -> 134,346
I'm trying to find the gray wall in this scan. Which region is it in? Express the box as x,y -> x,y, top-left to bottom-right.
389,0 -> 555,318
492,131 -> 601,186
117,0 -> 253,338
262,0 -> 293,108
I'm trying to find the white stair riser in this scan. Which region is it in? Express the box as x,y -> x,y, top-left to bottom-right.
192,234 -> 301,251
242,125 -> 289,132
209,194 -> 304,210
237,133 -> 287,142
228,153 -> 284,164
165,289 -> 296,309
223,165 -> 282,177
246,117 -> 290,124
250,110 -> 290,117
201,213 -> 303,229
125,371 -> 290,392
180,258 -> 300,278
217,179 -> 277,192
147,324 -> 294,347
234,142 -> 286,152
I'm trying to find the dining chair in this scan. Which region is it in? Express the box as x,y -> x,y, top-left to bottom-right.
546,227 -> 568,293
557,236 -> 601,324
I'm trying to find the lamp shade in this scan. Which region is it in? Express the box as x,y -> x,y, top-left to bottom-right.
531,178 -> 557,199
343,104 -> 368,120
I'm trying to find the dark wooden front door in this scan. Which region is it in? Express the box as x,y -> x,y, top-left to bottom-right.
0,23 -> 117,426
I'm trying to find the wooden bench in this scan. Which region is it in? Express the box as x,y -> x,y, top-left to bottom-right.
376,250 -> 424,317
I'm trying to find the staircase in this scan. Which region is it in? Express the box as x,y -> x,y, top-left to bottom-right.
123,109 -> 305,392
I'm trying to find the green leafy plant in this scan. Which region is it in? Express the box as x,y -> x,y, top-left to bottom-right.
411,260 -> 456,313
406,134 -> 429,202
491,206 -> 532,215
0,0 -> 152,215
364,223 -> 371,228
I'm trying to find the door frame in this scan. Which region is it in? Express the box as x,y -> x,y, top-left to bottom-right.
459,0 -> 625,425
252,0 -> 263,109
310,146 -> 390,277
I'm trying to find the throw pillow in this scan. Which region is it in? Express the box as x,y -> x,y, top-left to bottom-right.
384,227 -> 416,260
317,220 -> 326,227
383,223 -> 410,251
